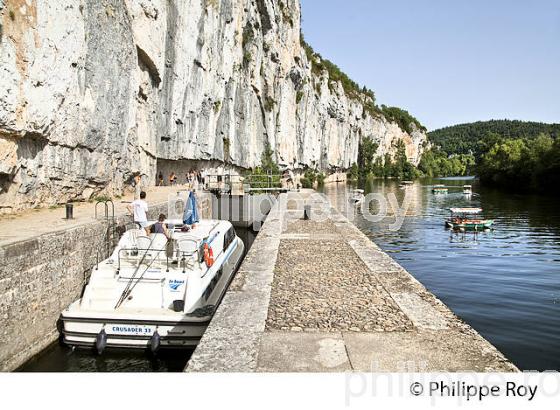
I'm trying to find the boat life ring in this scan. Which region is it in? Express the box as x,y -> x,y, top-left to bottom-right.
203,243 -> 214,267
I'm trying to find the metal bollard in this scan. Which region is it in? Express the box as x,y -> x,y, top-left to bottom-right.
303,205 -> 311,220
65,202 -> 74,219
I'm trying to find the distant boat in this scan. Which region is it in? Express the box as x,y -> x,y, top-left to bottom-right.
432,184 -> 448,194
463,185 -> 473,195
445,207 -> 494,231
399,180 -> 414,189
349,189 -> 364,204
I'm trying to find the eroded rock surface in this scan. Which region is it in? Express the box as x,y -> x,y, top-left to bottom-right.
0,0 -> 427,211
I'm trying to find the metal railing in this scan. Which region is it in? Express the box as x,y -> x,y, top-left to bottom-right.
244,173 -> 282,190
116,245 -> 199,276
95,199 -> 115,221
205,174 -> 242,194
205,173 -> 286,195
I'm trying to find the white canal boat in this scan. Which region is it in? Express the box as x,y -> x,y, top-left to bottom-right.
350,189 -> 365,204
60,219 -> 244,352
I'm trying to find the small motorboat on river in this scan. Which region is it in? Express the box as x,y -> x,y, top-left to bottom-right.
432,184 -> 448,194
350,189 -> 365,205
445,208 -> 494,231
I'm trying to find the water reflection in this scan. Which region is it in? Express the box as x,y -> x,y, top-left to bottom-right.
19,344 -> 191,372
322,178 -> 560,371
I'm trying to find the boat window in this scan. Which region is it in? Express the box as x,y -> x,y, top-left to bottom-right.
198,242 -> 206,263
223,227 -> 236,251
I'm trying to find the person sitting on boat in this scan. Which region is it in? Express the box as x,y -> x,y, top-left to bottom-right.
150,213 -> 171,239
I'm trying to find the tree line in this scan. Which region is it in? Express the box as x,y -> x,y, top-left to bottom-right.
426,120 -> 560,193
348,138 -> 419,181
349,118 -> 560,195
477,133 -> 560,193
428,120 -> 560,159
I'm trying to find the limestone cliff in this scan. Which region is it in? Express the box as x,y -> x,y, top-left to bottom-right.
0,0 -> 427,211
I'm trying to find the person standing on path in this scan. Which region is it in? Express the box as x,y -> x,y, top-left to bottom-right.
200,168 -> 207,190
133,175 -> 143,200
127,191 -> 149,230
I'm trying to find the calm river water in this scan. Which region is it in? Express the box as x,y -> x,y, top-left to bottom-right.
322,178 -> 560,371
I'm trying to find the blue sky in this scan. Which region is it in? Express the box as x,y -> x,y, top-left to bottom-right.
300,0 -> 560,130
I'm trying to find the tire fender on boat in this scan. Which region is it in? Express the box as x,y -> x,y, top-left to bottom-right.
96,329 -> 107,355
150,331 -> 161,354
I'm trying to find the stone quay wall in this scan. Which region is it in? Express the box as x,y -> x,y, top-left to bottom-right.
0,194 -> 212,371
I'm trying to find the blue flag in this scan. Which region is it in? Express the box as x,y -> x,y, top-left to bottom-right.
183,191 -> 200,225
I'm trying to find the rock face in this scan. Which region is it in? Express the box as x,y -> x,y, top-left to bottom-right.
0,0 -> 427,211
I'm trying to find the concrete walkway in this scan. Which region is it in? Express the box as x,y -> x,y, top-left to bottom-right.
187,190 -> 517,372
0,186 -> 186,248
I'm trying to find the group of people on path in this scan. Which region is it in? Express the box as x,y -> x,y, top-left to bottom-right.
157,169 -> 204,190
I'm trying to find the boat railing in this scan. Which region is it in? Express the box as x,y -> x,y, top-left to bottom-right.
125,222 -> 142,231
116,242 -> 201,275
117,247 -> 167,274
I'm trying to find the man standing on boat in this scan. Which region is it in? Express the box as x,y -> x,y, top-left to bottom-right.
127,191 -> 149,229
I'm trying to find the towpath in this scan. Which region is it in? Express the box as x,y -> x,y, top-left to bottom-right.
0,186 -> 186,248
187,190 -> 517,372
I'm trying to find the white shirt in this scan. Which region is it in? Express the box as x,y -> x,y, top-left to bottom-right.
131,199 -> 148,222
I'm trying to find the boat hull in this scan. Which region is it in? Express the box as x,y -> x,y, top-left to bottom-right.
445,220 -> 494,231
61,314 -> 209,349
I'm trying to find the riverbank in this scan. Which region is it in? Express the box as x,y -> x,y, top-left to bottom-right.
187,190 -> 517,372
